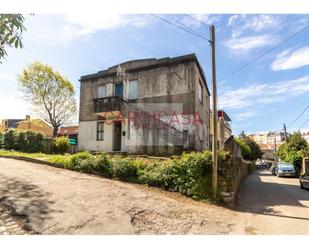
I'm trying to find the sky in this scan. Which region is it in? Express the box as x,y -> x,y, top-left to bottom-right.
0,14 -> 309,135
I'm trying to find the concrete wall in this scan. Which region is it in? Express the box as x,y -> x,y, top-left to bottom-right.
78,117 -> 183,155
78,121 -> 114,152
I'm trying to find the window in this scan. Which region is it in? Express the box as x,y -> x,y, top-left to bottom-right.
97,85 -> 106,98
96,122 -> 104,141
128,80 -> 138,99
198,81 -> 203,104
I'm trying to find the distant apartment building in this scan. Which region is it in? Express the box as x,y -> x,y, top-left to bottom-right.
248,131 -> 286,151
78,54 -> 211,155
210,110 -> 232,149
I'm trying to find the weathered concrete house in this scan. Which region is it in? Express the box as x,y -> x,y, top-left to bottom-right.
78,54 -> 211,155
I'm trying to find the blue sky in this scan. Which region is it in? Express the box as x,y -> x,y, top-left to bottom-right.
0,14 -> 309,135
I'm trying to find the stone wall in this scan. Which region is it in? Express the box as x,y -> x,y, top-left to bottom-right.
219,136 -> 255,206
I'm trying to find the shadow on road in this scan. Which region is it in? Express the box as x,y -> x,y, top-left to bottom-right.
234,170 -> 309,221
0,175 -> 62,231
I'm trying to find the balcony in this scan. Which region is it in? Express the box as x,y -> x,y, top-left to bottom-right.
93,96 -> 127,117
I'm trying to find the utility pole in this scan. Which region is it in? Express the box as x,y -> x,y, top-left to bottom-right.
210,25 -> 218,199
283,123 -> 288,142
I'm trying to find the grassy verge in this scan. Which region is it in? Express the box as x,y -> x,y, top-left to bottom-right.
0,150 -> 54,160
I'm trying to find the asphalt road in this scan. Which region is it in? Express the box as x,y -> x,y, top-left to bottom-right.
1,158 -> 308,234
0,158 -> 240,235
235,169 -> 309,234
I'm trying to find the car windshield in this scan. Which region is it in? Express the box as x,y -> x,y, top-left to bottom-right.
278,163 -> 294,169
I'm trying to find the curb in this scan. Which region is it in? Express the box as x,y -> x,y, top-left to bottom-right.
0,155 -> 57,167
0,155 -> 107,178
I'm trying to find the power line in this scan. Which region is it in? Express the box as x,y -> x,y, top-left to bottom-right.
298,117 -> 309,130
167,14 -> 204,36
218,23 -> 309,82
286,104 -> 309,128
183,14 -> 211,28
151,14 -> 211,43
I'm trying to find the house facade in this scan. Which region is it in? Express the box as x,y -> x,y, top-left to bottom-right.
0,119 -> 24,133
78,54 -> 211,155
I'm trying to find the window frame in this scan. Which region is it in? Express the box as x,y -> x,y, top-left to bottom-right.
198,80 -> 203,104
128,80 -> 138,100
97,84 -> 107,98
96,121 -> 104,141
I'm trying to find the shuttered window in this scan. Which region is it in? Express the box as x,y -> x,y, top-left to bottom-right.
128,80 -> 138,99
97,85 -> 107,98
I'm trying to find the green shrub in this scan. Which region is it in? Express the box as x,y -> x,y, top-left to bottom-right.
15,130 -> 26,151
23,130 -> 44,153
48,155 -> 71,168
0,132 -> 3,149
91,153 -> 111,176
53,136 -> 69,154
3,129 -> 16,150
110,156 -> 139,180
139,151 -> 213,200
67,151 -> 92,170
139,160 -> 175,188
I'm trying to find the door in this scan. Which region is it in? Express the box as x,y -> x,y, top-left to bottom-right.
115,83 -> 123,98
113,121 -> 122,151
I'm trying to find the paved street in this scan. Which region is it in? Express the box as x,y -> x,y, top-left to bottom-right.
0,158 -> 309,235
236,169 -> 309,234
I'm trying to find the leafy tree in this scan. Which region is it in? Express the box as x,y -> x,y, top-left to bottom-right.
235,137 -> 251,159
277,132 -> 309,173
0,14 -> 25,62
236,134 -> 263,161
18,61 -> 77,137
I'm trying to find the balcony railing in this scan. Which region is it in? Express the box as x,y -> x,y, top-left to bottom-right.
93,96 -> 127,114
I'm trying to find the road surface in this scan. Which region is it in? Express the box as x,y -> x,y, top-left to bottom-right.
236,169 -> 309,234
0,158 -> 240,234
0,158 -> 308,234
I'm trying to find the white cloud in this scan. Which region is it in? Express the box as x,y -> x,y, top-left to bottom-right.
224,35 -> 277,53
243,15 -> 279,32
28,14 -> 153,45
271,46 -> 309,71
228,14 -> 280,38
219,76 -> 309,110
65,14 -> 152,35
0,90 -> 32,119
228,15 -> 239,26
235,111 -> 256,121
